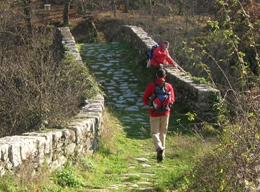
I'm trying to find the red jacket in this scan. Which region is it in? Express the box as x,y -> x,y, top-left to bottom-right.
143,78 -> 175,117
150,45 -> 175,68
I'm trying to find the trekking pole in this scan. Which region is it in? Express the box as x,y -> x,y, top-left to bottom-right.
168,55 -> 187,73
174,62 -> 187,73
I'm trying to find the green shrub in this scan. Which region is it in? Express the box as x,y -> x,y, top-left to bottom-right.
179,91 -> 260,192
81,158 -> 96,172
54,168 -> 85,188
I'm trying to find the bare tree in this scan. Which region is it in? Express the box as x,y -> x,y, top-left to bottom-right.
178,0 -> 184,15
0,0 -> 100,137
21,0 -> 33,34
148,0 -> 152,15
76,0 -> 86,13
112,0 -> 117,18
124,0 -> 129,13
63,0 -> 72,25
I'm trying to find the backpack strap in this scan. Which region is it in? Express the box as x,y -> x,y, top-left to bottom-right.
153,82 -> 159,97
153,82 -> 159,91
154,81 -> 166,89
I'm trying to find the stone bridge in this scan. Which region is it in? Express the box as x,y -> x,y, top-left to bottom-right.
0,26 -> 220,177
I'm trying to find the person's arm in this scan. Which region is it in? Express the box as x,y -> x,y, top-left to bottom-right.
169,85 -> 175,104
166,57 -> 175,66
143,83 -> 154,105
165,51 -> 176,66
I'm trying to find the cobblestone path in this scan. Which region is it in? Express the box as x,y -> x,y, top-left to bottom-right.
79,42 -> 177,191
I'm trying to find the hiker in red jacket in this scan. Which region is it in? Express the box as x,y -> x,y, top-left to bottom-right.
150,41 -> 176,80
143,68 -> 175,162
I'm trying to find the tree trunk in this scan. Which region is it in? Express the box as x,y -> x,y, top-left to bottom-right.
21,0 -> 32,34
148,0 -> 152,15
191,0 -> 197,16
124,0 -> 129,13
178,0 -> 184,15
112,0 -> 117,18
63,0 -> 71,26
84,14 -> 99,38
79,0 -> 85,13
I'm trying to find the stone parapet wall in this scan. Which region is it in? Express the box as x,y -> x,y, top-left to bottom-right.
58,27 -> 83,62
112,25 -> 221,122
0,27 -> 104,177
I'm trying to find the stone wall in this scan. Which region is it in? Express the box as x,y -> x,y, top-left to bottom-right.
111,25 -> 221,122
0,27 -> 104,177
